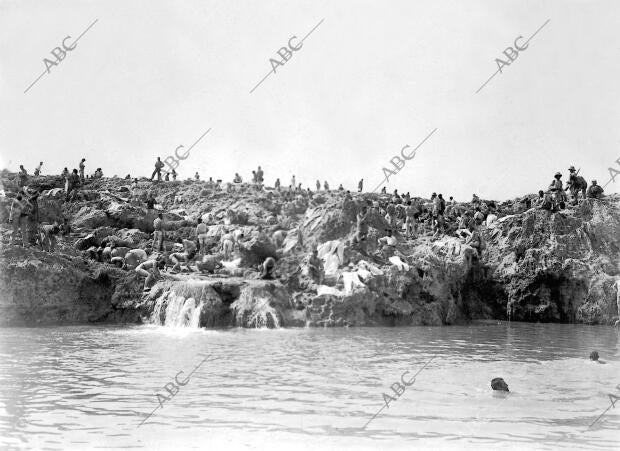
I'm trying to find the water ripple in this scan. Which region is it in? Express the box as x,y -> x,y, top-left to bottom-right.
0,322 -> 618,450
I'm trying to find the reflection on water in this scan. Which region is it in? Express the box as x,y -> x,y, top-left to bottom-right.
0,322 -> 618,450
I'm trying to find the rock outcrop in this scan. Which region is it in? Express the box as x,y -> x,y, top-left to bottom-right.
1,172 -> 618,328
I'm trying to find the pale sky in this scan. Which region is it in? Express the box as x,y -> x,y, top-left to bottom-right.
1,0 -> 619,200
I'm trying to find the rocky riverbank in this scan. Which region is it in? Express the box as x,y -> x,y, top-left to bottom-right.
1,173 -> 618,328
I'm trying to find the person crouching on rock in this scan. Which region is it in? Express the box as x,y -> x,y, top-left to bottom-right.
378,229 -> 397,248
197,253 -> 223,274
109,245 -> 131,267
136,256 -> 165,292
376,229 -> 398,259
260,257 -> 276,280
123,249 -> 148,270
39,223 -> 61,252
170,238 -> 198,273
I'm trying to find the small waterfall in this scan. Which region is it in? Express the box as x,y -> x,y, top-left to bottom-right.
152,293 -> 204,328
246,297 -> 281,329
231,287 -> 281,329
149,280 -> 224,328
146,279 -> 282,329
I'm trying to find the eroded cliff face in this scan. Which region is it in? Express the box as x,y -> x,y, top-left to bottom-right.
0,173 -> 618,328
0,246 -> 143,326
480,199 -> 620,324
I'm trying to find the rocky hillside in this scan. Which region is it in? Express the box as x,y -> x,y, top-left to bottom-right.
0,173 -> 618,328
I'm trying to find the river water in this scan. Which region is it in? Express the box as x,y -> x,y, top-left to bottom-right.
0,322 -> 618,450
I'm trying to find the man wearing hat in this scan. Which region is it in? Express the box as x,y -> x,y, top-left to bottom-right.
548,171 -> 566,211
567,165 -> 587,205
586,180 -> 604,199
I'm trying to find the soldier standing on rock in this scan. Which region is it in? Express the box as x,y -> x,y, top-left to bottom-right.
34,162 -> 43,176
65,169 -> 80,201
256,166 -> 264,188
548,172 -> 566,211
9,194 -> 28,246
567,166 -> 587,205
79,158 -> 86,182
151,157 -> 164,182
17,165 -> 28,187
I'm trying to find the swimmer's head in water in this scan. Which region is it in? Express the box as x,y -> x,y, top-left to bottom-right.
491,377 -> 509,392
590,351 -> 599,361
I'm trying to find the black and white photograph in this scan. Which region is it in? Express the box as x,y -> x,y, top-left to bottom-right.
0,0 -> 619,449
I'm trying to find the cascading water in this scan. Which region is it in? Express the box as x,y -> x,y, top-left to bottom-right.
231,287 -> 281,328
149,280 -> 223,328
147,279 -> 283,329
151,293 -> 204,328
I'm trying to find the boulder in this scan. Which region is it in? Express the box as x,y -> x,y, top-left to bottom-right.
106,202 -> 140,226
239,238 -> 277,266
116,228 -> 149,246
72,207 -> 111,229
93,226 -> 117,242
168,209 -> 188,220
74,233 -> 98,250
